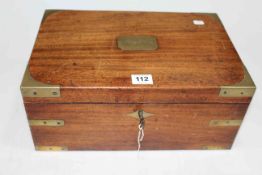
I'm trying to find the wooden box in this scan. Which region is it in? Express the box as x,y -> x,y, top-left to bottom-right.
21,10 -> 255,151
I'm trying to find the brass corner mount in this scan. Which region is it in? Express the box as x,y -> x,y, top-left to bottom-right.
219,66 -> 256,97
20,66 -> 60,98
41,9 -> 61,24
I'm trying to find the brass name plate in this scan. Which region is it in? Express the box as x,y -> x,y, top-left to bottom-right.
117,36 -> 158,51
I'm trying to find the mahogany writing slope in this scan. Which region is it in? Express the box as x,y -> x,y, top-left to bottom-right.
21,10 -> 255,151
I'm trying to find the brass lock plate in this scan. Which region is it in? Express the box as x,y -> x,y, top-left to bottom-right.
127,110 -> 154,119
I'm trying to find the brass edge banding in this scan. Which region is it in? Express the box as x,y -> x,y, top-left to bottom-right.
219,66 -> 256,97
35,146 -> 68,151
20,66 -> 60,97
29,120 -> 64,126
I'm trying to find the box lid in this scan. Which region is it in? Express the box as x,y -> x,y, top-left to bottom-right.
21,10 -> 255,103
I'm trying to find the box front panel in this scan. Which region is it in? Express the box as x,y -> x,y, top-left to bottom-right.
25,103 -> 248,150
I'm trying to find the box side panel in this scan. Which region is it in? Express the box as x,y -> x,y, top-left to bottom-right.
24,103 -> 248,150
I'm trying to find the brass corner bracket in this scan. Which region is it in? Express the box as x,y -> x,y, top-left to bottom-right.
29,119 -> 64,126
202,146 -> 227,150
41,9 -> 61,24
35,146 -> 68,151
219,66 -> 256,97
20,66 -> 60,97
209,120 -> 242,127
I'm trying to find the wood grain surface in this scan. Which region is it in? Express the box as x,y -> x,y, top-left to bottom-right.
25,103 -> 248,150
23,11 -> 251,150
25,11 -> 246,103
24,87 -> 251,104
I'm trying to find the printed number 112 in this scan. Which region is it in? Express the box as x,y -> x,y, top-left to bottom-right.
136,76 -> 149,82
131,74 -> 153,84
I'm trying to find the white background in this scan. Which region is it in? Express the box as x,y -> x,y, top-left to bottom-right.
0,0 -> 262,174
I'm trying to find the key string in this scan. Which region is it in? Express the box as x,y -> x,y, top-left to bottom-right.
137,123 -> 144,151
137,110 -> 145,151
